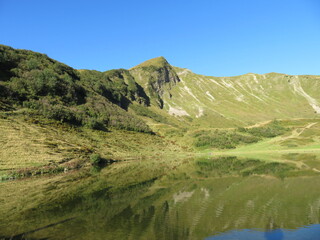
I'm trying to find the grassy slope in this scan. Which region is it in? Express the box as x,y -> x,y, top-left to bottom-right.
224,119 -> 320,154
163,67 -> 320,128
0,110 -> 189,179
202,119 -> 320,173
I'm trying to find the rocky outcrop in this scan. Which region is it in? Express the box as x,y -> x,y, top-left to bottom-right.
130,57 -> 180,108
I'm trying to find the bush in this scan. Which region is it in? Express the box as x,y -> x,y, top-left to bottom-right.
1,44 -> 85,104
193,130 -> 260,149
79,69 -> 149,108
0,84 -> 10,98
79,96 -> 153,133
83,118 -> 105,131
239,121 -> 288,138
90,154 -> 102,166
0,44 -> 154,134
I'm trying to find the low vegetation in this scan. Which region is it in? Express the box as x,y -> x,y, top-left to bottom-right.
0,112 -> 187,180
130,104 -> 168,123
192,121 -> 289,150
238,120 -> 288,138
0,44 -> 153,133
192,129 -> 260,149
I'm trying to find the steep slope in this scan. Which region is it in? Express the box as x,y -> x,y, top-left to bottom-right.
129,57 -> 180,108
127,57 -> 320,129
79,68 -> 150,109
0,44 -> 152,133
161,68 -> 320,127
0,113 -> 185,178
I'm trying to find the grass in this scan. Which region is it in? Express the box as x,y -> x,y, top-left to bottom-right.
186,120 -> 289,151
131,56 -> 169,69
3,111 -> 319,179
0,111 -> 190,180
216,119 -> 320,154
1,109 -> 319,181
166,67 -> 320,128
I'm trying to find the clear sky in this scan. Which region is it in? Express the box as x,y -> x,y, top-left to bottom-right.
1,0 -> 320,76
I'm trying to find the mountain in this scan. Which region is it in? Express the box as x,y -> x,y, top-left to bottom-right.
129,56 -> 180,108
2,44 -> 319,132
164,68 -> 320,127
1,44 -> 320,178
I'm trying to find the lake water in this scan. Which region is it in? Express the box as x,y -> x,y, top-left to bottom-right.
1,155 -> 320,239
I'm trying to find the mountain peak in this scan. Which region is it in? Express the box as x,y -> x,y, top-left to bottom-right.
131,56 -> 170,69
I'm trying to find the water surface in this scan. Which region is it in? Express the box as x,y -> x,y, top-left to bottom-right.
1,155 -> 320,239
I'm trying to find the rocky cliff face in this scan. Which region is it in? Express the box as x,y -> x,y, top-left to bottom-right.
129,57 -> 180,108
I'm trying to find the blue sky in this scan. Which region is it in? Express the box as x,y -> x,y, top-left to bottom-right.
1,0 -> 320,76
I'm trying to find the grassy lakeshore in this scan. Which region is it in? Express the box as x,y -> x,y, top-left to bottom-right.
0,111 -> 191,180
1,110 -> 320,181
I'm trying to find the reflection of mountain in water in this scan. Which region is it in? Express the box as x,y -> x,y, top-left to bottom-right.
1,155 -> 320,239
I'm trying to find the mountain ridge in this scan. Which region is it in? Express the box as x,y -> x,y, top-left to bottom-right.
1,44 -> 320,131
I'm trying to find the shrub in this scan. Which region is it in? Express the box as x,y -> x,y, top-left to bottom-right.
90,154 -> 102,166
239,121 -> 288,138
0,44 -> 154,134
193,130 -> 260,149
83,118 -> 105,131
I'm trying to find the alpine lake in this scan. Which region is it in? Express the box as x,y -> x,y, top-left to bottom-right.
1,153 -> 320,240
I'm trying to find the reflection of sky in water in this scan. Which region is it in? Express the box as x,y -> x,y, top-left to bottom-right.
264,228 -> 283,240
205,224 -> 320,240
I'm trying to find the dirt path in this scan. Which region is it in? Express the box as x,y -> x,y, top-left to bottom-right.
213,120 -> 320,170
284,122 -> 317,139
246,120 -> 273,129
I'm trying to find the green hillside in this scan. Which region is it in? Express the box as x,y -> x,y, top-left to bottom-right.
164,68 -> 320,127
3,44 -> 319,132
0,44 -> 151,133
1,44 -> 320,179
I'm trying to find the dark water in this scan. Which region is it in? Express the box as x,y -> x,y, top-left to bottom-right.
1,155 -> 320,240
